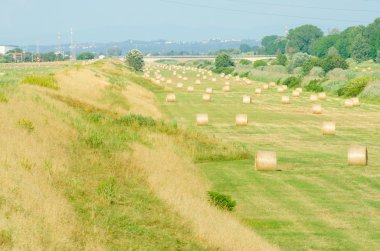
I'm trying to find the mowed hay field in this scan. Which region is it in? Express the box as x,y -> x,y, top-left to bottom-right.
148,63 -> 380,250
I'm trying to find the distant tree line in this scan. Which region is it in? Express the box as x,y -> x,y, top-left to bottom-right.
260,17 -> 380,62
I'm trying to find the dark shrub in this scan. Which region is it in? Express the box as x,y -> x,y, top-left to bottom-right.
253,60 -> 267,68
305,80 -> 324,92
337,76 -> 373,97
239,59 -> 251,65
282,76 -> 302,88
208,191 -> 236,211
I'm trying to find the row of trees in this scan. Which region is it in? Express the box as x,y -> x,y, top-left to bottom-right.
261,17 -> 380,62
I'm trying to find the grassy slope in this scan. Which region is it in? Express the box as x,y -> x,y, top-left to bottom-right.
148,64 -> 380,250
0,62 -> 206,250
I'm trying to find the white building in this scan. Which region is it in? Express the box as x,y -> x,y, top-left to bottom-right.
0,45 -> 17,55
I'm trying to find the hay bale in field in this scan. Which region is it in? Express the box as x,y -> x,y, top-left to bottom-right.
166,79 -> 172,84
312,104 -> 322,114
236,114 -> 248,126
269,82 -> 276,88
212,78 -> 217,82
322,122 -> 336,135
255,88 -> 262,95
196,74 -> 200,77
277,87 -> 284,93
178,75 -> 183,79
292,90 -> 300,97
255,151 -> 278,171
187,86 -> 194,92
183,77 -> 188,81
196,114 -> 209,126
203,93 -> 211,101
166,93 -> 176,102
202,76 -> 207,80
318,92 -> 327,100
205,87 -> 213,94
282,85 -> 288,90
348,146 -> 368,166
225,81 -> 230,86
242,95 -> 251,104
296,87 -> 303,93
220,73 -> 225,78
310,94 -> 318,101
223,85 -> 230,92
281,96 -> 290,104
345,99 -> 353,107
263,84 -> 269,89
195,79 -> 201,84
352,97 -> 360,106
176,82 -> 183,88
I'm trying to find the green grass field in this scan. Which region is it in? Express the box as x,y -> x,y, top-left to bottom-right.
147,64 -> 380,250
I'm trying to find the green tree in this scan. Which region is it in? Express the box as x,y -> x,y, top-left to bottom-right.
41,52 -> 57,62
276,53 -> 287,66
335,26 -> 365,58
239,44 -> 251,53
288,52 -> 311,72
350,34 -> 372,62
321,55 -> 348,72
215,52 -> 234,69
126,49 -> 144,71
309,34 -> 339,57
77,52 -> 96,60
262,35 -> 287,54
377,51 -> 380,63
287,25 -> 323,54
365,18 -> 380,59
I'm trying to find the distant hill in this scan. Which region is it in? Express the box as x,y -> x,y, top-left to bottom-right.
24,39 -> 260,55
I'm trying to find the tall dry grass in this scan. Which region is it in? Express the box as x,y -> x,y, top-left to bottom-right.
130,135 -> 278,251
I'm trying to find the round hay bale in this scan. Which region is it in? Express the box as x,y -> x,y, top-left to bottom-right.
296,87 -> 303,93
322,122 -> 336,135
202,76 -> 207,80
178,75 -> 183,79
183,77 -> 188,81
255,88 -> 262,95
242,95 -> 251,104
196,114 -> 209,126
345,99 -> 353,107
277,87 -> 284,93
212,78 -> 217,82
166,79 -> 172,84
255,151 -> 278,171
312,104 -> 322,114
176,82 -> 183,88
281,96 -> 290,104
263,84 -> 269,90
292,90 -> 300,97
205,87 -> 213,94
196,74 -> 200,77
166,93 -> 176,102
225,81 -> 230,86
282,85 -> 288,91
223,85 -> 230,92
187,86 -> 194,92
195,80 -> 201,84
348,146 -> 368,166
203,93 -> 211,101
352,97 -> 360,106
236,114 -> 248,126
318,92 -> 327,100
220,73 -> 225,78
269,82 -> 276,88
310,94 -> 318,101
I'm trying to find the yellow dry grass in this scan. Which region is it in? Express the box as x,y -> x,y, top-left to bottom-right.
131,135 -> 278,251
123,82 -> 162,119
0,88 -> 105,250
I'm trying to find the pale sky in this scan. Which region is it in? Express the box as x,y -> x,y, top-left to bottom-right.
1,0 -> 379,45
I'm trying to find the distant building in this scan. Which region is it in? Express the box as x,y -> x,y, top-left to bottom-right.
0,45 -> 17,55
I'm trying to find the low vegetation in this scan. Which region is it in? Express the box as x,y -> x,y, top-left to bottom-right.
208,191 -> 236,211
21,74 -> 59,90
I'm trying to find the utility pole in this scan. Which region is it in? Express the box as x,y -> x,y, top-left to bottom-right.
57,32 -> 62,61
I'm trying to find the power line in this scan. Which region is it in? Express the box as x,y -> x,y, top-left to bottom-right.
159,0 -> 368,24
223,0 -> 380,14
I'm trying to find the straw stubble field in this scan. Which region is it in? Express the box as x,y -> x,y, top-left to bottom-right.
149,63 -> 380,251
